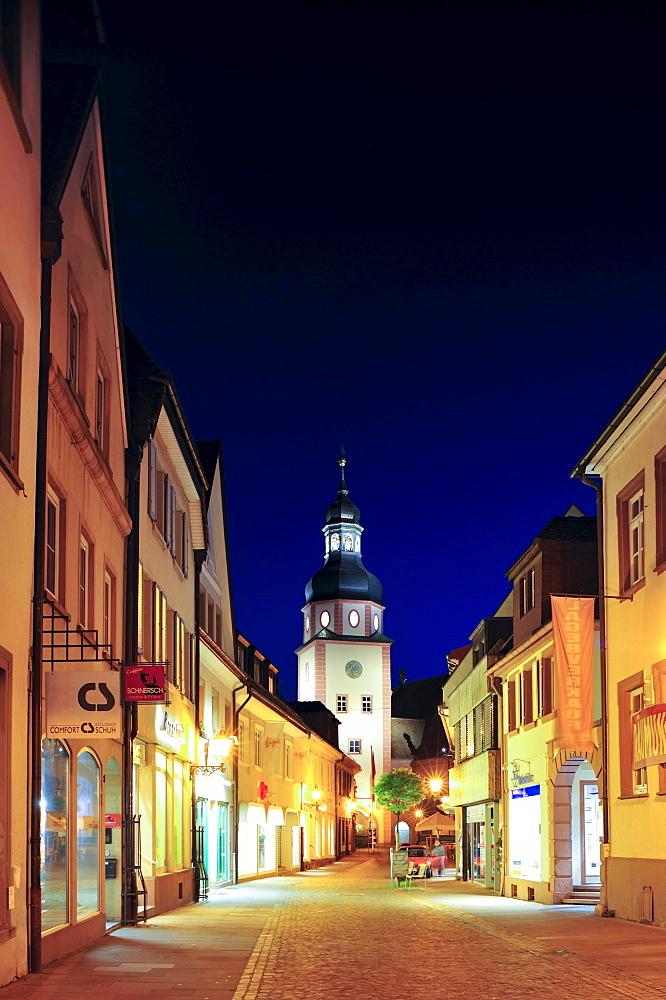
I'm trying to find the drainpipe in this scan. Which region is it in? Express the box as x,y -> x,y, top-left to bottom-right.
232,683 -> 251,884
29,208 -> 62,973
579,471 -> 610,910
121,440 -> 142,925
191,550 -> 206,900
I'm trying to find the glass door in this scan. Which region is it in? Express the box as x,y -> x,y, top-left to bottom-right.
580,781 -> 601,884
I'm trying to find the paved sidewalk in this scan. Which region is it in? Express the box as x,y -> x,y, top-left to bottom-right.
2,853 -> 666,999
423,873 -> 666,983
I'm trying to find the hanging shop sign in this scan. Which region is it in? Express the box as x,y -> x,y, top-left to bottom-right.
551,595 -> 595,748
634,703 -> 666,768
45,670 -> 121,739
123,662 -> 166,702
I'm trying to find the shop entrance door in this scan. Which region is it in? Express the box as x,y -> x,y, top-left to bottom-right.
580,781 -> 601,884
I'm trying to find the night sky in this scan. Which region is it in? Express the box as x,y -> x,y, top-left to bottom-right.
46,1 -> 666,700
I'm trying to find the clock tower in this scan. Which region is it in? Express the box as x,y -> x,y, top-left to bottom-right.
296,457 -> 392,843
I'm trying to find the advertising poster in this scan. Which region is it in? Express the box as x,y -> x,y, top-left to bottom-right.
509,784 -> 541,880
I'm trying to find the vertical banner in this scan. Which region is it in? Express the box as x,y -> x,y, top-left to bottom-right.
292,736 -> 309,783
551,596 -> 595,748
263,723 -> 284,774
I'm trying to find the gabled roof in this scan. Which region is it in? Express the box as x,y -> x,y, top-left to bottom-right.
506,513 -> 597,577
42,63 -> 100,207
391,674 -> 446,722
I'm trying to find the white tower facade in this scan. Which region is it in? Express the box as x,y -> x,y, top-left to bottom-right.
297,459 -> 392,843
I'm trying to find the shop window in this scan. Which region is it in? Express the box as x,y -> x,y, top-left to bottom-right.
41,739 -> 69,930
173,759 -> 183,868
154,751 -> 167,870
617,472 -> 645,593
76,751 -> 100,918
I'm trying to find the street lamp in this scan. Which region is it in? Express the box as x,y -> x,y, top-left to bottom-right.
191,731 -> 235,778
428,777 -> 444,795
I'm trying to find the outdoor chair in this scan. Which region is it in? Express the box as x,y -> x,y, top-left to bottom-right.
405,861 -> 428,888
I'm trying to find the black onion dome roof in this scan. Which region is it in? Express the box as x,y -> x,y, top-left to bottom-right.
305,551 -> 383,603
305,458 -> 382,603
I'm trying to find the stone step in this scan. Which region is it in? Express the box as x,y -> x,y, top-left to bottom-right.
561,890 -> 601,904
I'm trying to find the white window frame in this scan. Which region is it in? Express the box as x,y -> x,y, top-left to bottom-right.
337,694 -> 348,713
103,569 -> 113,649
629,490 -> 645,587
79,536 -> 90,629
361,695 -> 373,713
348,739 -> 361,755
45,489 -> 60,598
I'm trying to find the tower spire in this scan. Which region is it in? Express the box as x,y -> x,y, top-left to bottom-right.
338,444 -> 347,494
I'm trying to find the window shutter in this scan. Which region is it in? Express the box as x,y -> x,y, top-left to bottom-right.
169,484 -> 177,555
183,511 -> 190,577
541,658 -> 553,715
508,680 -> 516,731
523,669 -> 533,724
148,442 -> 157,521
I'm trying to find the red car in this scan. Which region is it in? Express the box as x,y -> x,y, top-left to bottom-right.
398,845 -> 433,877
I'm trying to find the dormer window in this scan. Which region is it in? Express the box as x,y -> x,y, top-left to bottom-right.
519,567 -> 536,617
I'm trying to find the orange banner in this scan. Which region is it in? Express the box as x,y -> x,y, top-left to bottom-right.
551,596 -> 595,748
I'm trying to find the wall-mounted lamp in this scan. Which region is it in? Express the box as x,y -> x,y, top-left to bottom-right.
428,777 -> 444,795
191,731 -> 235,778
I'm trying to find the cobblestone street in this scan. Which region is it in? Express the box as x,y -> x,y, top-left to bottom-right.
3,855 -> 666,1000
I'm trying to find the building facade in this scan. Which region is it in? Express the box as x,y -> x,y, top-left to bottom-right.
574,350 -> 666,924
488,509 -> 601,905
38,64 -> 132,964
445,599 -> 510,890
0,0 -> 41,983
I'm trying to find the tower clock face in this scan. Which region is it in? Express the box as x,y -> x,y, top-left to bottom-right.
345,659 -> 363,679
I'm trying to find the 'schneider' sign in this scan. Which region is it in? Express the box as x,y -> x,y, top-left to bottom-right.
551,595 -> 595,748
123,662 -> 166,703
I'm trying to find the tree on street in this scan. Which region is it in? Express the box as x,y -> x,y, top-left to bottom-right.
373,769 -> 426,846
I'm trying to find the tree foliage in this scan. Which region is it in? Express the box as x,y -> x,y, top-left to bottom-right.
373,769 -> 426,813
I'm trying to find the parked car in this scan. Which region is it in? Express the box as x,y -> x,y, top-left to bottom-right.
398,844 -> 433,877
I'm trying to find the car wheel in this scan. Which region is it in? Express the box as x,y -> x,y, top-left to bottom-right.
426,868 -> 433,878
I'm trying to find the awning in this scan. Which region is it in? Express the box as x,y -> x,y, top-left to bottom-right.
238,802 -> 266,825
266,807 -> 285,826
415,810 -> 455,833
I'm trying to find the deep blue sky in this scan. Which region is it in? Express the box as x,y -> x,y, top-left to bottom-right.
47,1 -> 666,700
